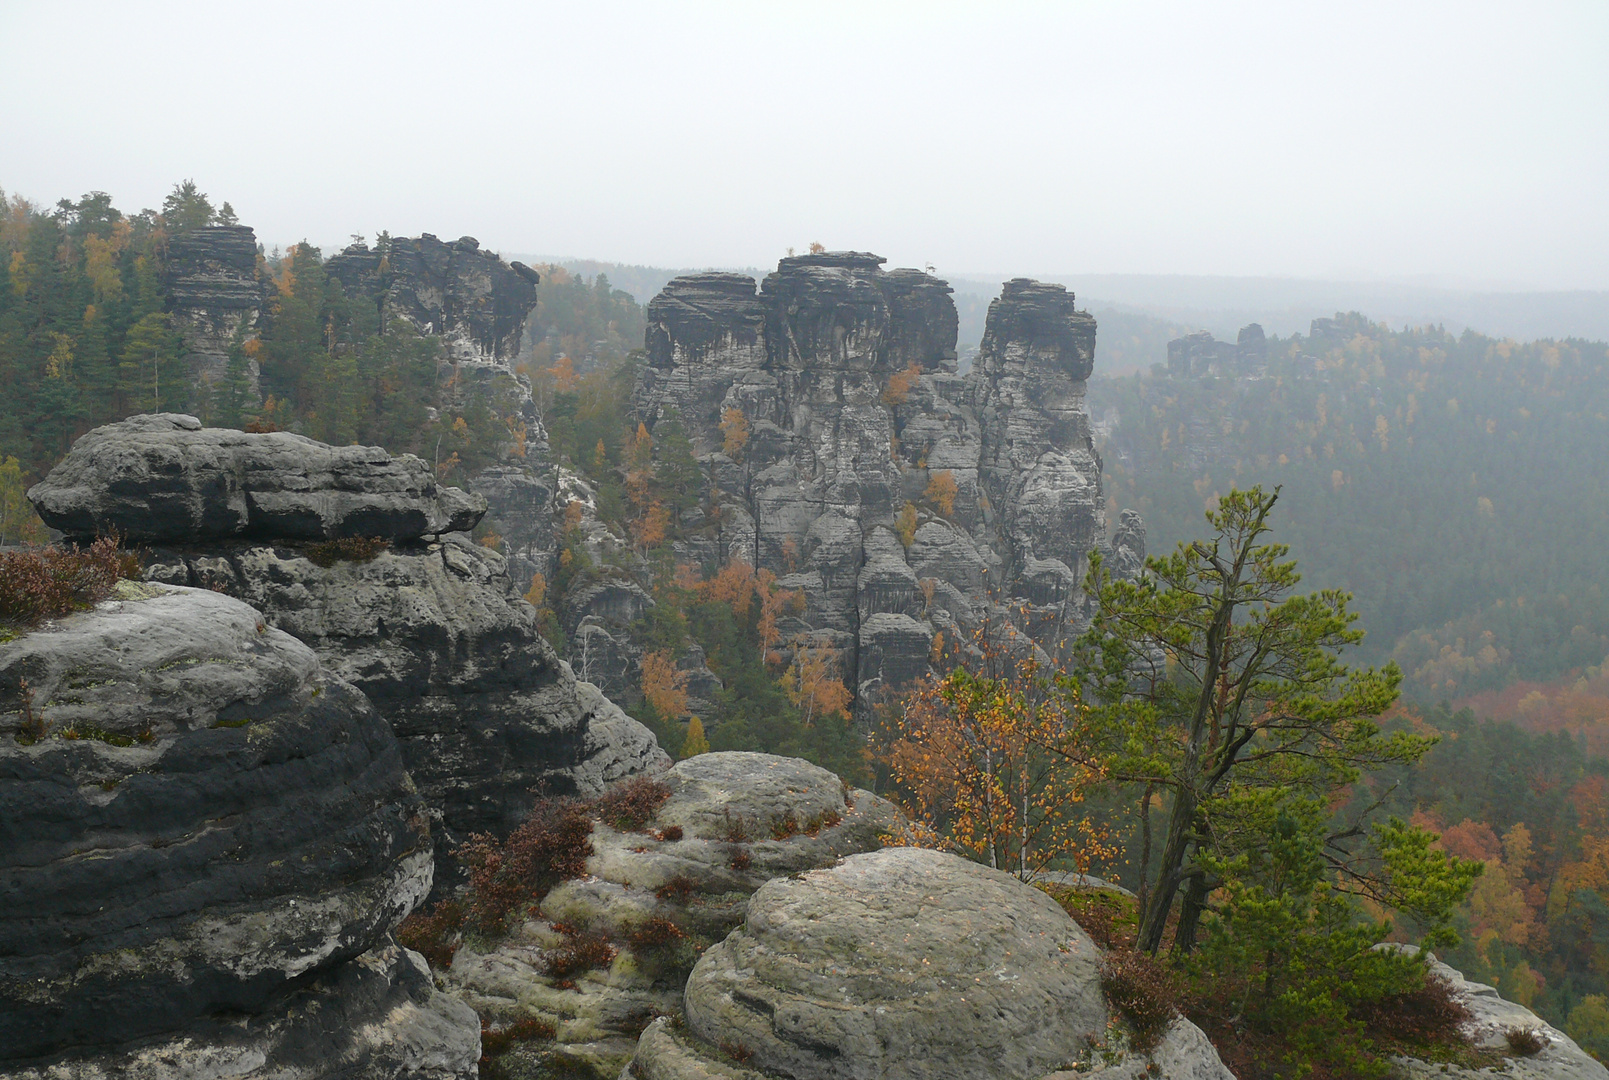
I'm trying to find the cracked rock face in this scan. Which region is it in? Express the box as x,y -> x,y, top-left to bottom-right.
165,224 -> 267,391
624,256 -> 1135,709
679,847 -> 1104,1080
0,584 -> 436,1064
28,413 -> 488,543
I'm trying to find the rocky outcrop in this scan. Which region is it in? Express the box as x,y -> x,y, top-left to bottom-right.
29,413 -> 487,543
0,581 -> 478,1076
625,847 -> 1232,1080
621,256 -> 1136,709
1165,323 -> 1267,378
1394,954 -> 1608,1080
447,753 -> 900,1079
29,416 -> 669,893
325,234 -> 540,365
165,225 -> 266,390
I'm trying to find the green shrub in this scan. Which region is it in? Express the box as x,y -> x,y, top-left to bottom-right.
304,536 -> 390,567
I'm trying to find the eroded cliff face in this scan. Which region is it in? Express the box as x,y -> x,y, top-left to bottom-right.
625,255 -> 1139,707
324,234 -> 541,365
28,415 -> 667,893
165,224 -> 266,391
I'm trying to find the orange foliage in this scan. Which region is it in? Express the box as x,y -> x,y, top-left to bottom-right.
882,362 -> 921,405
782,639 -> 853,726
641,650 -> 689,718
924,470 -> 958,517
720,408 -> 749,458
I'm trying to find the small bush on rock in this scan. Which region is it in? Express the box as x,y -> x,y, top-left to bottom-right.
459,798 -> 595,933
0,535 -> 140,635
398,899 -> 466,970
655,874 -> 698,903
543,930 -> 616,980
594,775 -> 672,832
1505,1027 -> 1545,1055
304,536 -> 390,567
1100,949 -> 1180,1053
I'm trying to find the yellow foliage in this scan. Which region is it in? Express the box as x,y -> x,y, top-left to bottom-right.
882,363 -> 921,405
895,502 -> 918,548
924,470 -> 958,517
720,408 -> 749,458
680,716 -> 710,759
782,639 -> 853,726
524,572 -> 547,608
641,650 -> 690,719
478,532 -> 502,550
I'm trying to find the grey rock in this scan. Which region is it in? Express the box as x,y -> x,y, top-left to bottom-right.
0,941 -> 480,1080
1393,954 -> 1608,1080
445,754 -> 899,1078
325,234 -> 538,365
165,225 -> 266,392
29,414 -> 487,542
141,534 -> 668,886
681,847 -> 1108,1080
0,584 -> 432,1062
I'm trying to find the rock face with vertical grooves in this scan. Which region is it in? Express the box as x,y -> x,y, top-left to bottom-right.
0,582 -> 477,1076
29,418 -> 669,895
622,255 -> 1138,710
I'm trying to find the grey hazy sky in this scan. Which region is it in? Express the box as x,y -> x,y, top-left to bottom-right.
3,1 -> 1606,290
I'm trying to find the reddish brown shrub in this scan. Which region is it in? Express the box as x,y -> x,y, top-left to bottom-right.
656,825 -> 684,842
1354,970 -> 1473,1048
1505,1027 -> 1544,1055
727,847 -> 752,872
305,536 -> 390,568
655,874 -> 699,903
803,809 -> 842,836
397,899 -> 465,970
626,916 -> 685,953
721,812 -> 749,843
595,775 -> 672,832
458,799 -> 594,933
0,536 -> 140,631
720,1042 -> 754,1065
770,812 -> 800,840
1100,948 -> 1180,1052
543,930 -> 616,979
480,1016 -> 557,1057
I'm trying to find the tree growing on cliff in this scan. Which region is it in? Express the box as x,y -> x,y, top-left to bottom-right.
884,625 -> 1111,880
1069,486 -> 1474,954
782,639 -> 853,728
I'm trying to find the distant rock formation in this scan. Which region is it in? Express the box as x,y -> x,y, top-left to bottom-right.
0,581 -> 479,1077
325,234 -> 541,365
617,255 -> 1138,708
29,415 -> 668,893
1166,322 -> 1266,377
164,224 -> 266,391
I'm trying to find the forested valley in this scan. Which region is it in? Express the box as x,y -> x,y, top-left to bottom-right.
8,183 -> 1609,1067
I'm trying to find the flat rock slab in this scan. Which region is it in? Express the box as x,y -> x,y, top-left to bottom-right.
30,413 -> 485,542
683,847 -> 1106,1080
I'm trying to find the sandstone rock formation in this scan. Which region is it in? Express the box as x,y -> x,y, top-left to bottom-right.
1395,954 -> 1609,1080
447,752 -> 900,1079
1165,324 -> 1267,378
165,224 -> 266,390
625,847 -> 1233,1080
325,234 -> 540,365
0,581 -> 478,1077
29,415 -> 668,891
622,256 -> 1138,708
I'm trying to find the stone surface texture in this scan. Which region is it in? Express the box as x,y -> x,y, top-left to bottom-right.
165,225 -> 266,391
29,414 -> 489,543
30,419 -> 668,894
446,753 -> 899,1079
324,234 -> 539,365
1393,954 -> 1609,1080
626,847 -> 1232,1080
616,256 -> 1137,711
0,583 -> 475,1076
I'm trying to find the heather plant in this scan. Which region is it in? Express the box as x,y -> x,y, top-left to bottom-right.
0,535 -> 140,638
457,798 -> 595,934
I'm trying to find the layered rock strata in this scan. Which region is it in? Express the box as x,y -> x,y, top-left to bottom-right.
324,234 -> 541,365
165,224 -> 266,390
448,752 -> 900,1079
628,257 -> 1140,707
625,846 -> 1233,1080
29,415 -> 667,890
0,581 -> 477,1076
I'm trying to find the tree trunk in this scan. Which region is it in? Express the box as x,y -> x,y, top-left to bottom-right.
1136,783 -> 1154,920
1172,867 -> 1210,953
1137,784 -> 1197,952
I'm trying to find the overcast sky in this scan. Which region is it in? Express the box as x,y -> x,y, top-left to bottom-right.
3,1 -> 1606,290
